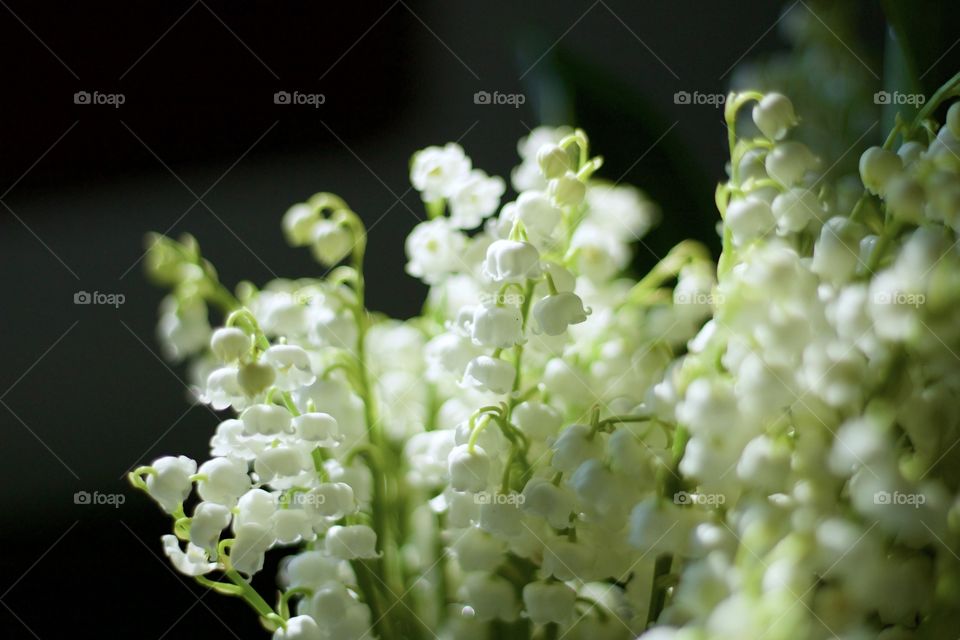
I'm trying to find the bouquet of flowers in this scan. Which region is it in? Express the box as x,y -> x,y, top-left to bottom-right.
129,65 -> 960,639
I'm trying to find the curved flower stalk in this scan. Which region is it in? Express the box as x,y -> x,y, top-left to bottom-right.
130,75 -> 960,640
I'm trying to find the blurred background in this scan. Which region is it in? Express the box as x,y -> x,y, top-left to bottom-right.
0,1 -> 955,637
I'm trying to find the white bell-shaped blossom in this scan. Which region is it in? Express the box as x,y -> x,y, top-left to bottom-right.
448,444 -> 491,493
190,501 -> 232,555
452,526 -> 506,572
230,522 -> 274,575
514,190 -> 562,244
859,146 -> 903,196
551,425 -> 603,473
264,345 -> 315,391
145,455 -> 196,513
197,457 -> 250,506
469,303 -> 523,348
725,197 -> 775,245
533,291 -> 588,335
771,187 -> 822,234
405,218 -> 468,285
210,327 -> 252,362
410,143 -> 472,201
255,445 -> 308,482
765,141 -> 817,186
512,401 -> 562,441
280,550 -> 340,591
522,581 -> 577,624
521,478 -> 574,529
308,482 -> 356,519
241,404 -> 293,436
292,412 -> 341,445
272,615 -> 324,640
462,356 -> 516,394
461,573 -> 517,621
162,534 -> 217,576
752,92 -> 797,140
449,170 -> 505,229
325,525 -> 379,559
483,239 -> 542,283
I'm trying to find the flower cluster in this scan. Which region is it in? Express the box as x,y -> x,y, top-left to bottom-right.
132,79 -> 960,639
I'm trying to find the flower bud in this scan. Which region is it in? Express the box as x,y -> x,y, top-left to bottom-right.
725,197 -> 774,245
483,240 -> 542,283
448,444 -> 491,492
765,141 -> 817,186
752,93 -> 797,140
237,361 -> 276,396
310,219 -> 353,266
325,524 -> 379,559
293,412 -> 341,445
537,144 -> 571,179
533,291 -> 589,335
210,327 -> 252,362
516,191 -> 562,241
470,303 -> 523,348
859,146 -> 902,196
241,404 -> 292,436
548,172 -> 586,207
462,356 -> 516,394
145,455 -> 197,513
522,581 -> 576,624
281,204 -> 317,247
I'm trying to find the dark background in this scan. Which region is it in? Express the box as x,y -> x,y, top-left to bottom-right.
0,1 -> 950,637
